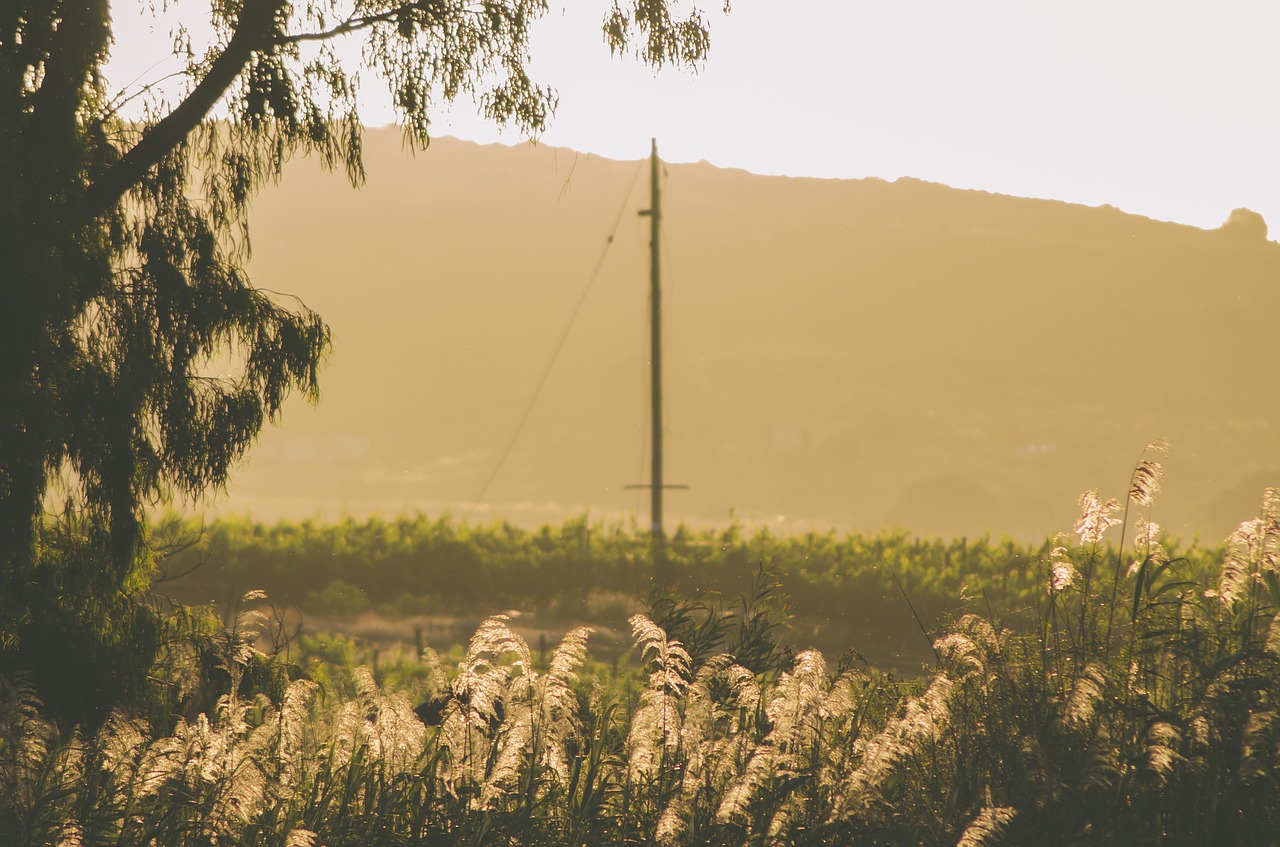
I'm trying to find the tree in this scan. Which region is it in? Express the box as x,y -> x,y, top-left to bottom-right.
0,0 -> 725,720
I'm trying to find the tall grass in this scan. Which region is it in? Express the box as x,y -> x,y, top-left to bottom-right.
5,454 -> 1280,845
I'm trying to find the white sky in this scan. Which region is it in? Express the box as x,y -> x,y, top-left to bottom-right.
106,0 -> 1280,232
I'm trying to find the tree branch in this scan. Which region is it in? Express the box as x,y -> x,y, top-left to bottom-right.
276,11 -> 396,45
276,0 -> 451,46
79,0 -> 287,223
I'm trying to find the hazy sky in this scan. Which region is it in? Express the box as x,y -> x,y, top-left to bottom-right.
106,1 -> 1280,232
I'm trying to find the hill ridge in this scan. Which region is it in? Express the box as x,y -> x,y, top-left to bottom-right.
221,129 -> 1280,541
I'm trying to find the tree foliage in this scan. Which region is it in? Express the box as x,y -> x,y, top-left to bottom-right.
0,0 -> 724,716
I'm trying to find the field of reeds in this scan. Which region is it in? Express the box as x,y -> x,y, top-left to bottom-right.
5,449 -> 1280,846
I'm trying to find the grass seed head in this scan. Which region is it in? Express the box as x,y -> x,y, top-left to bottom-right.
284,830 -> 317,847
1128,440 -> 1168,506
1219,518 -> 1264,607
1075,490 -> 1121,546
1047,541 -> 1077,593
657,795 -> 689,846
955,802 -> 1016,847
838,672 -> 955,813
1062,663 -> 1107,729
1145,721 -> 1181,785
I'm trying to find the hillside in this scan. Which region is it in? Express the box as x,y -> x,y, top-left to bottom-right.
221,130 -> 1280,541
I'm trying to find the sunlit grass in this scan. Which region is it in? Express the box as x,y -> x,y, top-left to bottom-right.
5,453 -> 1280,845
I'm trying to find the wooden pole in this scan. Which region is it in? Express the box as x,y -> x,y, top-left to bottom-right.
646,139 -> 667,574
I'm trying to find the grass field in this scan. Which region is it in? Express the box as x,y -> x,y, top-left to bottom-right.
5,453 -> 1280,845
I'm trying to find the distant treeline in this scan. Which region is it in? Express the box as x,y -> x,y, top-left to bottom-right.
156,514 -> 1225,655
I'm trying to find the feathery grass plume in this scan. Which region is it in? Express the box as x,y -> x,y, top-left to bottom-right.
0,675 -> 56,815
728,661 -> 763,711
1061,662 -> 1107,729
1144,720 -> 1181,785
439,615 -> 525,792
955,800 -> 1016,847
98,710 -> 149,777
1082,726 -> 1121,792
1131,516 -> 1161,551
766,801 -> 797,844
537,626 -> 593,785
480,626 -> 591,809
284,829 -> 318,847
358,668 -> 428,772
819,669 -> 867,743
679,654 -> 734,758
824,668 -> 887,832
461,615 -> 529,726
1104,444 -> 1170,657
715,736 -> 782,825
691,657 -> 763,749
656,792 -> 690,846
212,717 -> 270,831
131,724 -> 183,800
718,652 -> 833,834
47,730 -> 87,820
1075,490 -> 1121,546
482,707 -> 533,808
332,671 -> 375,754
627,614 -> 691,781
1264,612 -> 1280,657
1264,486 -> 1280,532
157,703 -> 268,840
54,820 -> 83,847
673,655 -> 762,838
1017,735 -> 1061,811
1240,710 -> 1277,782
1182,717 -> 1212,780
1128,517 -> 1166,576
766,649 -> 827,745
228,589 -> 270,668
631,614 -> 693,695
1128,439 -> 1168,507
1189,714 -> 1212,750
1047,539 -> 1077,593
79,715 -> 149,836
420,643 -> 449,697
0,713 -> 88,847
626,692 -> 665,782
838,672 -> 955,814
936,616 -> 1000,685
718,650 -> 837,838
274,678 -> 319,777
1218,489 -> 1280,612
1262,487 -> 1280,574
194,587 -> 275,771
1218,518 -> 1264,607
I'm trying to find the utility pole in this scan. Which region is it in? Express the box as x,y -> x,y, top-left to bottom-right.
646,138 -> 665,563
628,139 -> 686,582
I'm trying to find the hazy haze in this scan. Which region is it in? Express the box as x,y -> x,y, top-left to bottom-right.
213,132 -> 1280,541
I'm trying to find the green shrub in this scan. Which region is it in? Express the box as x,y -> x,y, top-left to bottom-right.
305,578 -> 371,619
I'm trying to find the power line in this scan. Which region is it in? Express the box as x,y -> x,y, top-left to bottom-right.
466,161 -> 645,521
